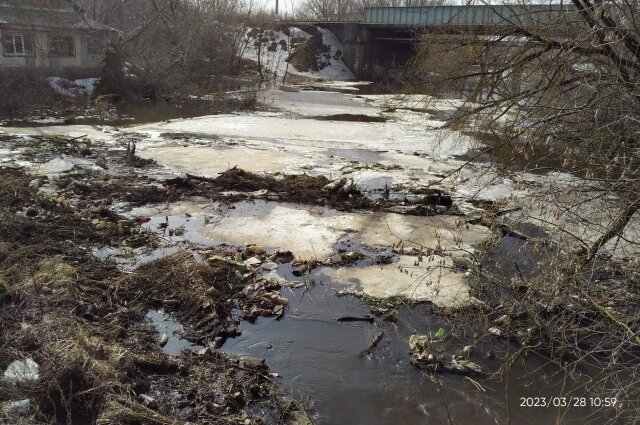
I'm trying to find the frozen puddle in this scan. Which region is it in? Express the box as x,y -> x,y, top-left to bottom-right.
138,145 -> 311,176
132,200 -> 495,307
133,113 -> 474,158
262,88 -> 380,117
314,255 -> 476,307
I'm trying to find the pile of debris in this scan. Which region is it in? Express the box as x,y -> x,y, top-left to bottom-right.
409,332 -> 484,376
165,167 -> 373,211
200,246 -> 294,321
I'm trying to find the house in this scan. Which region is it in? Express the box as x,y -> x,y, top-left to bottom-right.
0,1 -> 118,75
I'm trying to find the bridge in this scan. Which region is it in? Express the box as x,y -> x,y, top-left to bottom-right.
295,5 -> 572,79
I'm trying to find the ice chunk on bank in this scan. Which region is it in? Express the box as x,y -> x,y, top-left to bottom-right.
4,358 -> 39,382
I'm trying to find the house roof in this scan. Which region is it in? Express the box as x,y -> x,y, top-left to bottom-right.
0,4 -> 117,32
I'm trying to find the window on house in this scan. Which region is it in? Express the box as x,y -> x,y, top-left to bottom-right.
48,35 -> 75,57
2,33 -> 33,56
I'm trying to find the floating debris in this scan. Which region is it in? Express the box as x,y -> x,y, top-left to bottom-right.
360,331 -> 385,357
159,333 -> 169,347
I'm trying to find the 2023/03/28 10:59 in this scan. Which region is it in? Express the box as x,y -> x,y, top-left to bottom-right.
520,397 -> 617,408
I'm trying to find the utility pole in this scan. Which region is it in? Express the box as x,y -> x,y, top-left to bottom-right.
275,0 -> 279,16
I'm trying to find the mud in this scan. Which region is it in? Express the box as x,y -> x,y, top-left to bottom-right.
0,168 -> 307,425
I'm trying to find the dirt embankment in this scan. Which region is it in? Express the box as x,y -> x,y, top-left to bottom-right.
286,27 -> 331,73
0,165 -> 306,424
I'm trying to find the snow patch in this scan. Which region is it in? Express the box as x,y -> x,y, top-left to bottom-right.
3,358 -> 39,383
48,77 -> 99,97
242,26 -> 354,81
314,27 -> 355,80
73,78 -> 99,97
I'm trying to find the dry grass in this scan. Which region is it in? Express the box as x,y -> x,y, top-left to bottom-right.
0,168 -> 303,424
115,251 -> 246,342
0,71 -> 80,120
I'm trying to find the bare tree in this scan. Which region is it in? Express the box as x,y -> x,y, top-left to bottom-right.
93,0 -> 262,98
411,1 -> 640,421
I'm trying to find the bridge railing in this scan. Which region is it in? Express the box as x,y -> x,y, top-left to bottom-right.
363,5 -> 572,28
273,14 -> 364,24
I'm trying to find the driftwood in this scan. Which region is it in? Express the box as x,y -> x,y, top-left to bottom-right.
360,331 -> 385,357
337,315 -> 374,323
186,173 -> 217,183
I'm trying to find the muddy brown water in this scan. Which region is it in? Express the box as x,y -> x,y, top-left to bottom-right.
110,100 -> 222,125
118,204 -> 613,425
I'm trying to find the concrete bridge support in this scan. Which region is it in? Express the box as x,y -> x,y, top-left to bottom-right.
321,23 -> 370,79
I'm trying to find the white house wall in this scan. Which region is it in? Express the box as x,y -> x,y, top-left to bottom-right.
0,28 -> 104,69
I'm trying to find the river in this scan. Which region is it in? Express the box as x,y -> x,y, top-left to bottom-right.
0,83 -> 627,424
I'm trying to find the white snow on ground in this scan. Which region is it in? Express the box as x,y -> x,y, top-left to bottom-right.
0,125 -> 116,141
313,27 -> 355,80
73,78 -> 99,97
48,77 -> 75,96
242,26 -> 355,81
48,77 -> 99,97
242,28 -> 295,80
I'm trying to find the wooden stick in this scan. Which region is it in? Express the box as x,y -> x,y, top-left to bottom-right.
360,331 -> 384,357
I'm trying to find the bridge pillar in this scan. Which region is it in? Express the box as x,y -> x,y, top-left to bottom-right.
320,23 -> 372,79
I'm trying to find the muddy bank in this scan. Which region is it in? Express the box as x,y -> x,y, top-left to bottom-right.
0,168 -> 308,424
